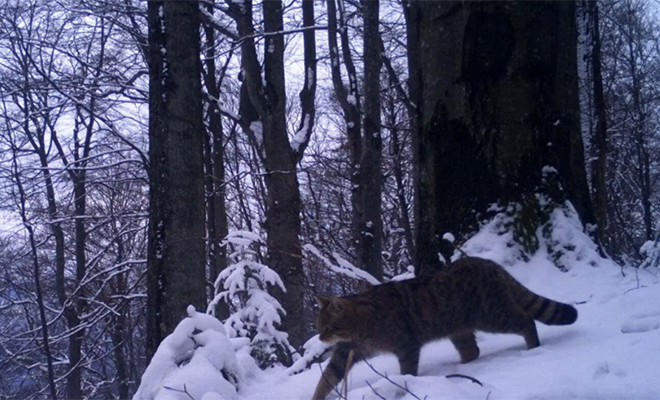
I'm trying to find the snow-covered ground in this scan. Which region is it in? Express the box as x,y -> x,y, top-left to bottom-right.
135,204 -> 660,400
241,254 -> 660,400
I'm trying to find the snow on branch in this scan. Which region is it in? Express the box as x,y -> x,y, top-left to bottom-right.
285,334 -> 331,375
303,244 -> 380,285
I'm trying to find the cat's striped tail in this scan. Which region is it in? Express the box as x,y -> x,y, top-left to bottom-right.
518,288 -> 577,325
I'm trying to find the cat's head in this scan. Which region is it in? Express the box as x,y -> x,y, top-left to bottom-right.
315,296 -> 355,344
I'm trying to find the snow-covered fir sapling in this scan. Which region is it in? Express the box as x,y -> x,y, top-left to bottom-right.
640,228 -> 660,269
208,230 -> 293,368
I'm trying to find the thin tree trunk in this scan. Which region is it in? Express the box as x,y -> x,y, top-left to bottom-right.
327,0 -> 363,265
587,0 -> 609,254
387,90 -> 415,262
10,148 -> 58,400
360,0 -> 383,280
111,231 -> 129,400
50,97 -> 97,400
202,0 -> 229,319
626,28 -> 653,241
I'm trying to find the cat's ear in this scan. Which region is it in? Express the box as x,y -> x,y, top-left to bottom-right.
357,280 -> 373,293
329,296 -> 346,311
316,296 -> 330,310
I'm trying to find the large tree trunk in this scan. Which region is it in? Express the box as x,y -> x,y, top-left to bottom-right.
407,1 -> 594,274
146,0 -> 206,360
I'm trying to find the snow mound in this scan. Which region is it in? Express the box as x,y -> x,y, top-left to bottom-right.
133,306 -> 241,400
621,312 -> 660,334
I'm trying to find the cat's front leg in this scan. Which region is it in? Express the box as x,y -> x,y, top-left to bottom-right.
312,342 -> 355,400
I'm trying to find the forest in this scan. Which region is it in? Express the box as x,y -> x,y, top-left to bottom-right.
0,0 -> 659,399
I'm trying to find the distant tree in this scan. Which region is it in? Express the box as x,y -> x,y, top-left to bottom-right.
406,1 -> 594,274
326,0 -> 364,267
579,0 -> 610,255
1,1 -> 149,397
326,0 -> 384,279
146,0 -> 206,359
201,0 -> 231,320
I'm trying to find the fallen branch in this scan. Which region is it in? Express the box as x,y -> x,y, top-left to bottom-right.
445,373 -> 484,386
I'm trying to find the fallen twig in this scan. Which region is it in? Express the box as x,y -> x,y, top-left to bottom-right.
366,380 -> 387,400
341,349 -> 356,399
163,384 -> 196,400
362,358 -> 424,400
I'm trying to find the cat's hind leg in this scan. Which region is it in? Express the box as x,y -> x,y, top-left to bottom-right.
449,331 -> 480,363
394,339 -> 421,376
480,309 -> 540,350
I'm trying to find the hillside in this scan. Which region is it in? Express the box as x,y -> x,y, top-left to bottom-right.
135,206 -> 660,400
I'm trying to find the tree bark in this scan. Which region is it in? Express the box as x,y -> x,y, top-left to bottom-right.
261,0 -> 304,350
146,0 -> 206,360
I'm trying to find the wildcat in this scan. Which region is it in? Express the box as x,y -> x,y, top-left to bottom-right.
312,256 -> 577,400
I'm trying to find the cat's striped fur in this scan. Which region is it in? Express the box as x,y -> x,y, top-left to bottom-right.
312,257 -> 577,400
